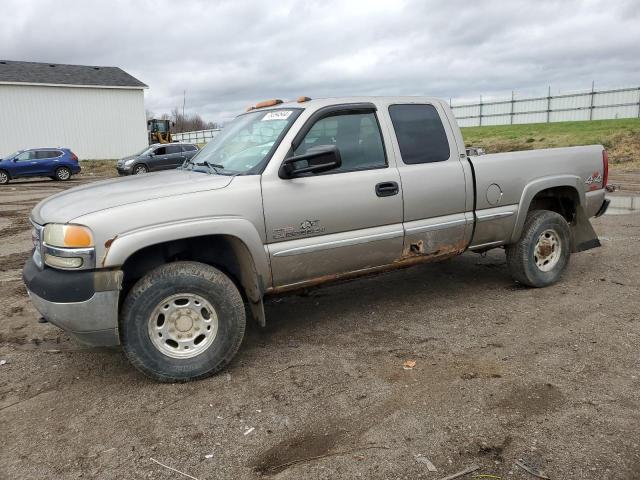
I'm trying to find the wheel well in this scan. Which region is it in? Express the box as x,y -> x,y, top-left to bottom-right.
528,186 -> 579,223
120,235 -> 255,307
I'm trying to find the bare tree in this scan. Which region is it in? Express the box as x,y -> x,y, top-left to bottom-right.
167,107 -> 217,133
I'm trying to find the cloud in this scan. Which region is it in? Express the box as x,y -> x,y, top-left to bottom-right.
1,0 -> 638,122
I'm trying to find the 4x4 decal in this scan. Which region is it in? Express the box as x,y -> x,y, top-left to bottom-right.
273,219 -> 325,239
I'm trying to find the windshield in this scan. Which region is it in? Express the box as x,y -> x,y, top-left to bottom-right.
131,146 -> 153,157
2,151 -> 21,160
185,108 -> 301,174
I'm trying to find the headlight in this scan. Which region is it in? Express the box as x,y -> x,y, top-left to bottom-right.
42,224 -> 95,270
44,224 -> 94,248
124,158 -> 136,166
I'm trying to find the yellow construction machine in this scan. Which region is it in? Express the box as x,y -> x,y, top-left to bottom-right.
147,119 -> 174,144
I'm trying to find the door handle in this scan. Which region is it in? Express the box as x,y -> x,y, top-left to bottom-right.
375,181 -> 399,197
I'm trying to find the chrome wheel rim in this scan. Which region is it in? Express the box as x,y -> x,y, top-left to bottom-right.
134,165 -> 146,174
534,229 -> 561,272
0,172 -> 7,183
147,293 -> 219,359
57,168 -> 70,180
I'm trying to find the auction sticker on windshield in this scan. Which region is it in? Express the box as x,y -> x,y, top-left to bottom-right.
262,111 -> 292,121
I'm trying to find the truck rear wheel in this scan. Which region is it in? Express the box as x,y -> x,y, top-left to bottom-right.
120,261 -> 246,382
506,210 -> 571,287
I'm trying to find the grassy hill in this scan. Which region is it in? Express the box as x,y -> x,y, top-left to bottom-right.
461,118 -> 640,170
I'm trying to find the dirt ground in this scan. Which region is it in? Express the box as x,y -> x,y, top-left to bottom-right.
1,172 -> 639,480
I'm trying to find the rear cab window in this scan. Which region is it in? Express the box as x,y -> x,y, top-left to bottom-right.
388,104 -> 450,164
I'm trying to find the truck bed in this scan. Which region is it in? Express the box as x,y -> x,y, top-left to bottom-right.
468,145 -> 606,249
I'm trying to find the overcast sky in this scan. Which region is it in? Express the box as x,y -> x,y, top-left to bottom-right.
1,0 -> 639,123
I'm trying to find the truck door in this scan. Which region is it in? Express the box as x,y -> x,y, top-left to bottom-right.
386,103 -> 470,257
262,104 -> 404,288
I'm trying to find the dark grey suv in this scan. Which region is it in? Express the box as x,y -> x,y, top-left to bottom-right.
117,143 -> 199,175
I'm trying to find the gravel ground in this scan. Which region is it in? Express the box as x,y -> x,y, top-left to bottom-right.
0,174 -> 639,480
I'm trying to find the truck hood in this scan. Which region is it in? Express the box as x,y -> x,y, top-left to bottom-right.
32,170 -> 234,224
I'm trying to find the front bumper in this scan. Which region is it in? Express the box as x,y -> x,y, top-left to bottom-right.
116,166 -> 132,176
22,256 -> 122,347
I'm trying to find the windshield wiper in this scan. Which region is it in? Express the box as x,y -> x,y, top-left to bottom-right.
194,161 -> 225,175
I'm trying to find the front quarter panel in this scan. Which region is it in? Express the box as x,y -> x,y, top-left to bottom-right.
71,175 -> 271,283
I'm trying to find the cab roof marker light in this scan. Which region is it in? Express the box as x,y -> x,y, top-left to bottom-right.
255,99 -> 283,109
297,96 -> 312,103
246,99 -> 285,111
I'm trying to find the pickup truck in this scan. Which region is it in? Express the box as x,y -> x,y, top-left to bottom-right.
23,96 -> 610,382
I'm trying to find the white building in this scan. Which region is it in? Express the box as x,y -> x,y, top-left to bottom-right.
0,60 -> 148,159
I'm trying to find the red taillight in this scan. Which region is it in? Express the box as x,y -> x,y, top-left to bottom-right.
71,152 -> 78,162
602,150 -> 609,188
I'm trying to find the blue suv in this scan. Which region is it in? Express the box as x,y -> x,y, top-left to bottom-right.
0,148 -> 81,184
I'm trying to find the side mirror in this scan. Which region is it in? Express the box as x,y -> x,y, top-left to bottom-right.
279,145 -> 342,179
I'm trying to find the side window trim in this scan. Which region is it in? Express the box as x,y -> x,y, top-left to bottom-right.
287,103 -> 389,176
291,103 -> 377,151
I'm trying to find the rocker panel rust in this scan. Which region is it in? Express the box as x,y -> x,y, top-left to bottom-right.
266,239 -> 467,295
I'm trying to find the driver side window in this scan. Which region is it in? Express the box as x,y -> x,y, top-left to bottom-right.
16,151 -> 35,161
294,112 -> 386,173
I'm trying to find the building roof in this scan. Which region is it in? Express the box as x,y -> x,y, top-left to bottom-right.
0,60 -> 147,88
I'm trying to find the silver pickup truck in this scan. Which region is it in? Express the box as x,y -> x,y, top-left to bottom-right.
23,96 -> 609,381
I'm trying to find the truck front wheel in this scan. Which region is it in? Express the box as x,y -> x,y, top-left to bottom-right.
120,261 -> 246,382
506,210 -> 571,287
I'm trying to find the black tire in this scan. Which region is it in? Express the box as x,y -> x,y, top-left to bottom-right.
55,166 -> 72,181
506,210 -> 571,287
120,261 -> 246,382
133,163 -> 148,175
0,170 -> 9,185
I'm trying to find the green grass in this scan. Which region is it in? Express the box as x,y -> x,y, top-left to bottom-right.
461,118 -> 640,170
